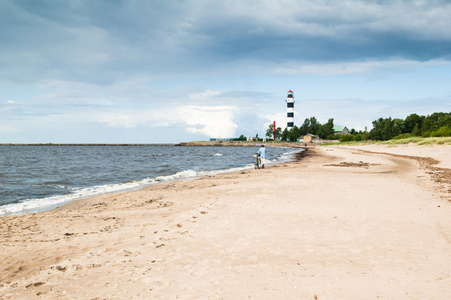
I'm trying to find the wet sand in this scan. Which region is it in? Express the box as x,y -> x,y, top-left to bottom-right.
1,144 -> 450,299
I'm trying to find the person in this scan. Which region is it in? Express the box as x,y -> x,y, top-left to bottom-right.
258,145 -> 267,168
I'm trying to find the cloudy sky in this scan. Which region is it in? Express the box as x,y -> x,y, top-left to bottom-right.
1,0 -> 451,143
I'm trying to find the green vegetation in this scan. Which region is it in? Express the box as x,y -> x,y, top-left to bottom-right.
232,135 -> 247,141
323,137 -> 451,146
263,112 -> 451,145
368,113 -> 451,141
265,124 -> 283,140
329,112 -> 451,143
252,112 -> 450,145
266,117 -> 338,141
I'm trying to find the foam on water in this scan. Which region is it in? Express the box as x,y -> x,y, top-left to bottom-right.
0,169 -> 205,216
0,146 -> 302,216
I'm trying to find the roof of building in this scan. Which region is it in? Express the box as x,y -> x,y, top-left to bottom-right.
333,125 -> 348,132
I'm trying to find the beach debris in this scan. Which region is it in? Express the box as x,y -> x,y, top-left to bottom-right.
55,265 -> 67,272
324,162 -> 370,168
26,282 -> 45,288
87,264 -> 102,268
158,201 -> 173,208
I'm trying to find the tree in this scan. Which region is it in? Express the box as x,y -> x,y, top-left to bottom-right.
265,124 -> 275,139
369,117 -> 401,140
275,127 -> 282,140
265,123 -> 282,140
308,117 -> 320,135
393,118 -> 405,135
405,113 -> 423,134
381,118 -> 400,140
317,118 -> 334,139
412,124 -> 421,136
422,113 -> 451,136
299,118 -> 310,136
369,118 -> 384,140
290,126 -> 301,141
281,128 -> 289,141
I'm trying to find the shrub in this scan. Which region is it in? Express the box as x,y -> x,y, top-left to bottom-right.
393,133 -> 413,140
430,126 -> 451,137
339,134 -> 355,142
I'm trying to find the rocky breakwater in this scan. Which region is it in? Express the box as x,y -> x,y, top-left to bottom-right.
176,141 -> 306,148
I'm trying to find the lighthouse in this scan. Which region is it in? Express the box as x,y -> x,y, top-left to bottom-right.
286,90 -> 295,129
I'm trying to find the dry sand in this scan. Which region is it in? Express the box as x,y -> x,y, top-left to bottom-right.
1,144 -> 450,299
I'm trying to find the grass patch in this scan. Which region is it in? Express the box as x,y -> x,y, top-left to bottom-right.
322,140 -> 373,146
418,137 -> 451,145
380,137 -> 424,145
322,137 -> 451,146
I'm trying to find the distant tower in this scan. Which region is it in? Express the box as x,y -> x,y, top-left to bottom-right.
286,90 -> 295,129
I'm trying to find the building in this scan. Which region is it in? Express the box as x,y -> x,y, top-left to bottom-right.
302,134 -> 320,143
333,125 -> 349,135
286,90 -> 295,129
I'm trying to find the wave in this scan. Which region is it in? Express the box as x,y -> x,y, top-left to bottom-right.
0,148 -> 302,216
0,169 -> 202,216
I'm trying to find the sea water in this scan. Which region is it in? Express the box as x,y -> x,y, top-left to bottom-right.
0,145 -> 299,216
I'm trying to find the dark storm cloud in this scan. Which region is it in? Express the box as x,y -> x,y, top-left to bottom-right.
193,1 -> 451,62
1,0 -> 451,85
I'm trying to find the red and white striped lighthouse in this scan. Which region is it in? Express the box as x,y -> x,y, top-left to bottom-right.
286,90 -> 295,129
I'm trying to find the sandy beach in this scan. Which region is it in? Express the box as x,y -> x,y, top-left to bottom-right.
1,144 -> 450,299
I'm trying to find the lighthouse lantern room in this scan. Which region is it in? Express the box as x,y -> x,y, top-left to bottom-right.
286,90 -> 295,129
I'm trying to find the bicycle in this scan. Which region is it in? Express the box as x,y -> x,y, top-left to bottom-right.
254,153 -> 262,169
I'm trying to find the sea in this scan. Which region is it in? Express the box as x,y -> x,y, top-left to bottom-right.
0,145 -> 299,216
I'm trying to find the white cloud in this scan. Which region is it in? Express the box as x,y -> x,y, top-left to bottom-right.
189,90 -> 222,99
269,59 -> 451,76
92,104 -> 239,138
177,105 -> 238,138
264,112 -> 287,131
95,109 -> 176,129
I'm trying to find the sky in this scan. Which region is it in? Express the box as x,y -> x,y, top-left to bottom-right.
1,0 -> 451,143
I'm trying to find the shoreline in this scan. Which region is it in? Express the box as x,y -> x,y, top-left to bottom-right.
0,146 -> 304,217
0,141 -> 307,147
55,148 -> 307,213
1,144 -> 450,298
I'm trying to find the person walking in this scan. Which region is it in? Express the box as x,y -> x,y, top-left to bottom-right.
258,145 -> 267,169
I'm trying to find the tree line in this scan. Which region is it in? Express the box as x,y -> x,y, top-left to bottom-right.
366,112 -> 451,141
264,112 -> 451,142
266,117 -> 336,141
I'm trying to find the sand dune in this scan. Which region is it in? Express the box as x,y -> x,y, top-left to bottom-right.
1,144 -> 450,299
